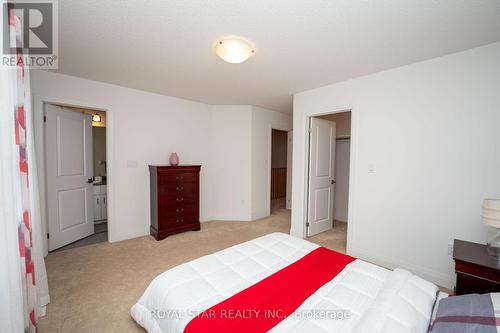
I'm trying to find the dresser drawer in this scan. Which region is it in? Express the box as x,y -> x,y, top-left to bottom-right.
158,192 -> 198,206
158,172 -> 198,184
160,215 -> 198,228
159,202 -> 198,217
159,205 -> 199,227
157,181 -> 199,197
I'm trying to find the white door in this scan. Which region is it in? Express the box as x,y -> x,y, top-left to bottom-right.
45,104 -> 94,250
307,118 -> 336,236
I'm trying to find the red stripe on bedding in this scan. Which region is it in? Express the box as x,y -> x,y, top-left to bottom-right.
184,247 -> 355,333
433,315 -> 500,326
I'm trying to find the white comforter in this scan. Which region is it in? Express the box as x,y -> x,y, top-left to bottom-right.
131,233 -> 439,333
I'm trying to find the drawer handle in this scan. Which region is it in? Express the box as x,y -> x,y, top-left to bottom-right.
176,208 -> 184,213
176,197 -> 184,201
176,186 -> 184,191
176,218 -> 184,223
176,176 -> 184,180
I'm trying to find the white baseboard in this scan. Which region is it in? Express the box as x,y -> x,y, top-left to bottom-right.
211,215 -> 253,222
109,230 -> 149,243
349,247 -> 455,289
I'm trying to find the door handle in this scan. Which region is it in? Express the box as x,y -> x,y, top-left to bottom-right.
87,178 -> 93,183
331,179 -> 336,184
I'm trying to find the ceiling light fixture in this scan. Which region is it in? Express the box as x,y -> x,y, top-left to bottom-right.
92,114 -> 101,122
214,37 -> 255,64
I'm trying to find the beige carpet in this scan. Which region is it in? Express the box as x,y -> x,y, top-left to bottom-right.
38,208 -> 347,333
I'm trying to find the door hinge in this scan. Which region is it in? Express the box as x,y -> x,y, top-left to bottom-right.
307,127 -> 312,133
47,233 -> 50,239
306,222 -> 310,227
43,115 -> 46,123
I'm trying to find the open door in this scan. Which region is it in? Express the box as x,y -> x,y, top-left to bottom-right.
45,104 -> 94,250
307,118 -> 336,236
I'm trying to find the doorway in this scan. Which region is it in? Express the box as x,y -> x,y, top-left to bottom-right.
270,129 -> 289,213
305,111 -> 351,251
44,104 -> 108,251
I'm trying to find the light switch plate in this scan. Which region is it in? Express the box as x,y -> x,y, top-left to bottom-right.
368,164 -> 376,174
127,160 -> 138,168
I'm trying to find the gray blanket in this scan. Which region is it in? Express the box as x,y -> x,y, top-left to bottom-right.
430,293 -> 500,333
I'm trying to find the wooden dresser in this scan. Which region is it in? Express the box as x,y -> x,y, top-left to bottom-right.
149,165 -> 201,240
453,239 -> 500,295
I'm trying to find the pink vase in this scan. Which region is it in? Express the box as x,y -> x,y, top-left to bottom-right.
169,152 -> 179,166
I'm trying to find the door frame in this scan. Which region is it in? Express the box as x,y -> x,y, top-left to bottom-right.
300,107 -> 356,252
33,95 -> 113,255
267,125 -> 292,217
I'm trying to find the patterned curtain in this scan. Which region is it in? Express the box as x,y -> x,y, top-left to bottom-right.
15,83 -> 38,331
9,5 -> 38,333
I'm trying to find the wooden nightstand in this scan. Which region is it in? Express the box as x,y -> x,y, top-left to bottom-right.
453,239 -> 500,295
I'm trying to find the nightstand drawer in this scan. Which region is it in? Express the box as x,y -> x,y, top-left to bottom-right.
455,260 -> 500,283
456,271 -> 500,295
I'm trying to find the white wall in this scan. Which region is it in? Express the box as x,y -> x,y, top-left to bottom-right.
292,42 -> 500,288
210,105 -> 293,220
209,105 -> 253,221
251,106 -> 292,220
31,70 -> 213,246
31,71 -> 292,250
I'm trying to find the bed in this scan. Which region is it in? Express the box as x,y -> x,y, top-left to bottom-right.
131,232 -> 443,333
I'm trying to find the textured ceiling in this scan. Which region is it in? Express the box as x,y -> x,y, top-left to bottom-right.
54,0 -> 500,113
